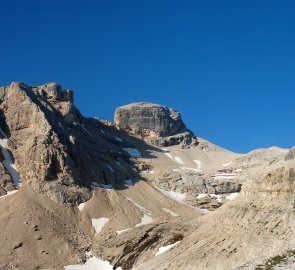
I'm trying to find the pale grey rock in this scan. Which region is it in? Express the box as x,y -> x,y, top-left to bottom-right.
115,102 -> 197,147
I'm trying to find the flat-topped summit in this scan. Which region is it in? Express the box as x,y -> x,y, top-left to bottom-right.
115,102 -> 197,147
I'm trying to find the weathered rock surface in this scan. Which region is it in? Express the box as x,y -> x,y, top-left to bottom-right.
115,102 -> 197,147
1,81 -> 295,270
0,82 -> 140,204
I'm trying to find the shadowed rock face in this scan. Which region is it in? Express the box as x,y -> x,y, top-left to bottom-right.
114,102 -> 197,147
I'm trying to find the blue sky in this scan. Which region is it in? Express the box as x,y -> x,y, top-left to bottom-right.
1,0 -> 295,153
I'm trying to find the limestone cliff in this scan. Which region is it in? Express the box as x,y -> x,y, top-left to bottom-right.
115,102 -> 197,148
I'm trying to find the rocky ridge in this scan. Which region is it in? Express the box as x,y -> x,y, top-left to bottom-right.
0,82 -> 294,270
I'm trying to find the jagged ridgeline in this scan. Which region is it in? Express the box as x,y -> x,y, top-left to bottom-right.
1,82 -> 295,269
0,82 -> 146,204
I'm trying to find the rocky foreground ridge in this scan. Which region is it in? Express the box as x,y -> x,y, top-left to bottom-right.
0,82 -> 295,270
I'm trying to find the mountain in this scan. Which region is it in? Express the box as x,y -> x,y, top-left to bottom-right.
0,82 -> 293,270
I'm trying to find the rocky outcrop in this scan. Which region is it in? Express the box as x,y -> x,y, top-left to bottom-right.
0,82 -> 140,204
114,102 -> 197,148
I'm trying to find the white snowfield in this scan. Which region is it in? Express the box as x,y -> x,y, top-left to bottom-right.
172,169 -> 181,172
126,197 -> 153,227
197,193 -> 207,199
160,190 -> 186,203
212,173 -> 236,180
222,161 -> 233,167
194,160 -> 202,170
210,194 -> 223,203
64,256 -> 123,270
135,214 -> 152,227
0,190 -> 18,199
69,135 -> 75,144
162,149 -> 186,165
162,150 -> 201,172
116,197 -> 153,234
123,148 -> 142,158
0,128 -> 21,187
155,241 -> 181,256
162,208 -> 179,217
92,217 -> 109,234
125,179 -> 133,186
158,188 -> 208,214
106,164 -> 115,173
226,192 -> 239,200
58,122 -> 64,130
174,156 -> 184,165
78,202 -> 86,211
142,170 -> 155,174
180,166 -> 201,173
100,184 -> 113,190
115,136 -> 123,142
81,124 -> 94,137
91,182 -> 100,187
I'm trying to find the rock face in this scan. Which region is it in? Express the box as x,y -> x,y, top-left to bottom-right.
115,102 -> 197,147
0,82 -> 140,204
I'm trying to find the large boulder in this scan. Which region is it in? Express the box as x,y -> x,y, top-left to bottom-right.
114,102 -> 197,147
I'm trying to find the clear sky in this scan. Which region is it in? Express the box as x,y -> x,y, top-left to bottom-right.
1,0 -> 295,153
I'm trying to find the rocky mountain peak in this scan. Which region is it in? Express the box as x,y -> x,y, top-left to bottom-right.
114,102 -> 197,148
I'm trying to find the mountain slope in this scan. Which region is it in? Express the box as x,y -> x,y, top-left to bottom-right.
0,82 -> 293,270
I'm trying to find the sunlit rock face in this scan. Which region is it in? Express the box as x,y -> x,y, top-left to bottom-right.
115,102 -> 197,148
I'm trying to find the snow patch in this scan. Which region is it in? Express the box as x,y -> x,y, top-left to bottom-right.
226,192 -> 239,200
101,184 -> 113,190
142,170 -> 155,174
106,164 -> 115,173
91,217 -> 109,234
180,166 -> 201,173
81,125 -> 94,137
125,179 -> 133,186
173,169 -> 181,172
115,136 -> 123,142
91,182 -> 100,187
0,190 -> 18,199
174,156 -> 184,165
235,168 -> 242,172
210,194 -> 223,203
126,197 -> 152,227
222,161 -> 232,167
213,173 -> 236,180
135,214 -> 152,227
194,160 -> 202,170
155,241 -> 181,256
78,203 -> 86,211
197,193 -> 208,199
123,148 -> 141,158
58,122 -> 64,129
64,256 -> 123,270
161,190 -> 186,203
116,228 -> 131,235
69,135 -> 75,144
162,208 -> 179,217
157,187 -> 208,214
162,149 -> 174,160
0,128 -> 21,187
116,161 -> 123,167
